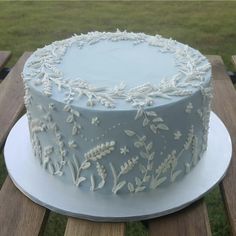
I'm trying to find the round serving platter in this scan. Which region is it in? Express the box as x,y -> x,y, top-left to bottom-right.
4,112 -> 232,222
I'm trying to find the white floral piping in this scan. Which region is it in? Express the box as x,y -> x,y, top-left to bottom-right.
22,30 -> 211,109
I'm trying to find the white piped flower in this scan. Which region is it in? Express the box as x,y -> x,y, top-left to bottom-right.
68,140 -> 77,148
48,103 -> 55,110
174,131 -> 182,140
120,146 -> 129,155
91,117 -> 100,126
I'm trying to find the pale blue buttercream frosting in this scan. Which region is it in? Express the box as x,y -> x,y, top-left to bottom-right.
22,31 -> 213,195
23,31 -> 211,110
59,41 -> 177,88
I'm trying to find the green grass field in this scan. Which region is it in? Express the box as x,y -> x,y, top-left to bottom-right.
0,1 -> 235,235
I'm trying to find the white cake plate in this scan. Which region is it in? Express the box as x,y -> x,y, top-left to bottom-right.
4,112 -> 232,222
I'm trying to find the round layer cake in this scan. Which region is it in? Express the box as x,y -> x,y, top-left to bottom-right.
22,30 -> 212,195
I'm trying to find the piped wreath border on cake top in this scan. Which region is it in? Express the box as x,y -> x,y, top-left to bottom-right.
22,30 -> 211,109
22,31 -> 213,195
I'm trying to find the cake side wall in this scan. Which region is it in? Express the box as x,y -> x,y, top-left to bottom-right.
23,80 -> 212,195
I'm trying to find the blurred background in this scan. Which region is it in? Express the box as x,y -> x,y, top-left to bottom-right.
0,1 -> 235,235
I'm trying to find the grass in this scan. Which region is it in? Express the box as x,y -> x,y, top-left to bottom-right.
0,1 -> 235,235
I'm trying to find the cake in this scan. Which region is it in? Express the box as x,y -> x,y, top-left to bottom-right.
22,30 -> 212,195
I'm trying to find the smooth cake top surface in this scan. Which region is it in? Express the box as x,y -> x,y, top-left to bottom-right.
22,30 -> 211,110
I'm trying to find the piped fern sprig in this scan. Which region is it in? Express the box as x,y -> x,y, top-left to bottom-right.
63,104 -> 81,136
150,126 -> 195,189
84,141 -> 115,161
134,109 -> 169,134
23,83 -> 32,109
133,135 -> 155,193
95,162 -> 107,190
124,129 -> 155,193
30,119 -> 47,133
68,141 -> 115,188
150,150 -> 177,189
110,156 -> 139,194
89,162 -> 108,191
68,155 -> 90,187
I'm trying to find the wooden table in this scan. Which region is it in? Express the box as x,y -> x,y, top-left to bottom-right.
0,52 -> 236,236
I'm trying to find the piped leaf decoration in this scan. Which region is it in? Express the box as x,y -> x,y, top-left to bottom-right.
72,125 -> 78,136
84,141 -> 115,161
24,31 -> 210,109
171,170 -> 182,182
42,77 -> 52,96
72,110 -> 80,117
63,104 -> 71,112
153,117 -> 163,122
143,175 -> 151,183
135,177 -> 142,186
113,181 -> 126,194
55,170 -> 63,176
76,176 -> 86,186
68,160 -> 76,183
135,186 -> 146,193
119,157 -> 139,176
48,163 -> 55,175
146,142 -> 153,151
148,152 -> 155,161
72,155 -> 80,173
147,161 -> 154,171
90,175 -> 95,191
81,161 -> 91,170
128,182 -> 135,193
110,162 -> 118,188
150,176 -> 167,189
135,109 -> 143,120
146,111 -> 157,117
96,162 -> 107,190
68,140 -> 77,148
134,141 -> 143,148
124,130 -> 136,137
139,164 -> 146,174
66,114 -> 74,123
97,180 -> 105,189
140,151 -> 148,159
185,162 -> 191,174
156,123 -> 169,130
143,118 -> 149,127
150,124 -> 157,134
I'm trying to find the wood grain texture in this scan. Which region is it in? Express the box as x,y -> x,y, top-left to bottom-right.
0,52 -> 48,236
0,176 -> 49,236
148,200 -> 211,236
0,52 -> 31,149
0,51 -> 11,71
64,218 -> 125,236
210,55 -> 236,236
207,55 -> 229,81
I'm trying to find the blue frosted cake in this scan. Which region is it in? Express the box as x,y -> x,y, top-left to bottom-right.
22,30 -> 212,195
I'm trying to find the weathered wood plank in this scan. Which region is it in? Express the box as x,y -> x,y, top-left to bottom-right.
64,218 -> 125,236
0,52 -> 49,235
0,51 -> 11,71
0,176 -> 49,236
148,200 -> 211,236
0,52 -> 31,149
209,55 -> 236,235
207,55 -> 228,81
